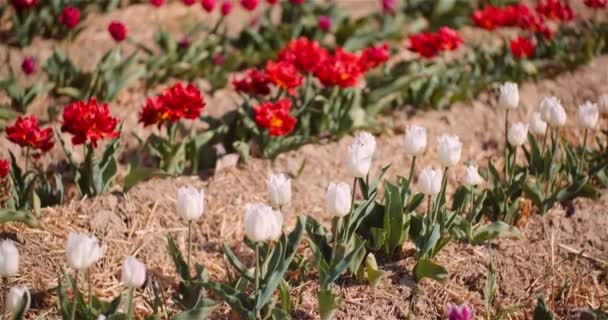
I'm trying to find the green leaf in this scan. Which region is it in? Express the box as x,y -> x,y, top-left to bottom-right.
173,299 -> 219,320
10,290 -> 31,320
383,182 -> 404,255
0,209 -> 41,228
123,166 -> 172,192
472,221 -> 523,245
365,253 -> 384,288
167,235 -> 190,281
326,238 -> 365,284
222,243 -> 254,282
413,258 -> 449,283
318,289 -> 344,320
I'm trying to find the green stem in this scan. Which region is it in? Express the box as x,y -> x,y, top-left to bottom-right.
578,129 -> 589,177
187,221 -> 192,272
433,167 -> 449,225
126,288 -> 134,320
254,243 -> 261,319
330,217 -> 342,266
509,147 -> 518,185
2,277 -> 7,320
87,270 -> 92,319
468,186 -> 475,221
70,271 -> 79,320
505,109 -> 510,155
407,156 -> 417,188
24,147 -> 30,173
541,127 -> 549,154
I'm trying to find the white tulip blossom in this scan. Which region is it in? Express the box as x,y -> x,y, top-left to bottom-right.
418,167 -> 443,196
244,204 -> 283,243
462,165 -> 485,187
599,94 -> 608,114
97,316 -> 107,320
529,112 -> 547,135
577,101 -> 599,129
437,134 -> 462,167
540,96 -> 567,127
507,122 -> 529,147
5,286 -> 30,314
498,82 -> 519,109
267,174 -> 291,209
65,233 -> 102,271
121,256 -> 147,289
347,132 -> 376,178
326,182 -> 352,218
176,186 -> 205,221
0,240 -> 19,277
403,125 -> 427,156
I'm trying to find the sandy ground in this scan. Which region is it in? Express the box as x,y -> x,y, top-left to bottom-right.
1,1 -> 608,319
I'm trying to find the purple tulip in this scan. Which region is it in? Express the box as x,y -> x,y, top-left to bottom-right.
448,303 -> 474,320
381,0 -> 397,14
318,16 -> 331,32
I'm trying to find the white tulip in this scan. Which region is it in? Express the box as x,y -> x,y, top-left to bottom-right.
121,256 -> 146,289
267,174 -> 291,209
507,122 -> 529,147
97,316 -> 107,320
403,125 -> 427,156
462,165 -> 484,187
540,96 -> 567,127
176,186 -> 205,221
418,167 -> 443,196
436,134 -> 462,167
577,101 -> 599,129
244,204 -> 283,242
0,240 -> 19,277
6,286 -> 30,314
65,233 -> 102,271
599,94 -> 608,114
326,182 -> 352,217
347,132 -> 376,178
529,112 -> 547,135
498,82 -> 519,109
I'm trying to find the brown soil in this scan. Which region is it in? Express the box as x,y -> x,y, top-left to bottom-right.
1,2 -> 608,320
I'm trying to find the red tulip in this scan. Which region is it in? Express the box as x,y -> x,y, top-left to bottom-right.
221,0 -> 233,14
58,6 -> 81,29
510,37 -> 535,59
254,99 -> 297,136
10,0 -> 37,10
314,48 -> 363,88
183,0 -> 196,5
233,69 -> 271,96
21,57 -> 36,75
536,0 -> 574,22
201,0 -> 215,12
108,21 -> 127,42
359,43 -> 389,71
584,0 -> 607,8
150,0 -> 164,6
240,0 -> 258,11
278,37 -> 329,73
265,61 -> 303,95
0,159 -> 9,179
61,98 -> 120,147
6,116 -> 54,152
139,83 -> 206,128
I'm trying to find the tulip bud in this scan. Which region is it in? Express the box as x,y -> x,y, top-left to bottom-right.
381,0 -> 397,15
403,125 -> 427,156
0,240 -> 19,277
97,316 -> 107,320
418,166 -> 442,196
498,82 -> 519,109
267,173 -> 291,209
176,186 -> 205,221
462,165 -> 484,187
529,112 -> 547,135
436,134 -> 462,167
599,94 -> 608,114
318,16 -> 331,32
201,0 -> 215,11
21,57 -> 36,75
540,96 -> 567,127
326,182 -> 352,217
447,303 -> 474,320
347,132 -> 376,178
244,204 -> 283,242
577,101 -> 599,129
121,256 -> 146,289
220,0 -> 233,15
5,286 -> 30,314
507,122 -> 528,147
65,233 -> 102,271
